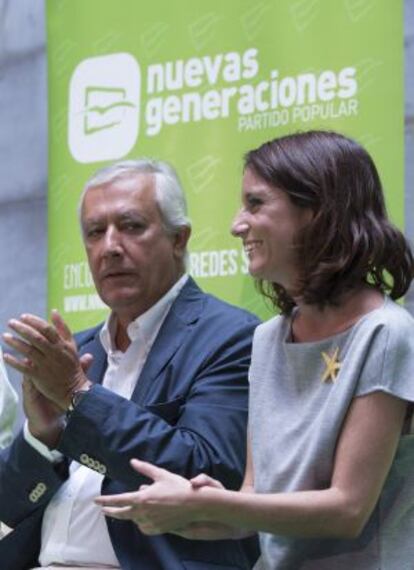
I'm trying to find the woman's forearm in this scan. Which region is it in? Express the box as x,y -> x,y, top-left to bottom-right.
193,486 -> 366,539
172,520 -> 254,541
192,393 -> 407,540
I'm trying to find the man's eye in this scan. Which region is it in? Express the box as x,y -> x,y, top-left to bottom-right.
122,221 -> 145,232
85,227 -> 104,239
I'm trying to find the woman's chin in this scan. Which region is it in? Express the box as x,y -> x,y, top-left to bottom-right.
249,264 -> 269,280
250,266 -> 285,285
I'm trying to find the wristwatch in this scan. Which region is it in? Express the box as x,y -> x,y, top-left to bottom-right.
67,388 -> 90,413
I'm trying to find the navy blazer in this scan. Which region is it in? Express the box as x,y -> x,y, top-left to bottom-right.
0,278 -> 260,569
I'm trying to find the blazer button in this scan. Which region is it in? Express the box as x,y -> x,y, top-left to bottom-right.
80,453 -> 89,465
29,482 -> 47,503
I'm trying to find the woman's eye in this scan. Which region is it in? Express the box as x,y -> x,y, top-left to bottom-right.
248,197 -> 262,209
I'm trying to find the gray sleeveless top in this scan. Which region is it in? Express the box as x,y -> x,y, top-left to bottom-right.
249,297 -> 414,569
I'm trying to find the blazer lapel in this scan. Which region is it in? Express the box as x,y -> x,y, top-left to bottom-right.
78,332 -> 107,386
131,277 -> 204,405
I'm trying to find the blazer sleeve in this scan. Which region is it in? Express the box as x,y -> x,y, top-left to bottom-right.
0,432 -> 68,527
58,305 -> 259,492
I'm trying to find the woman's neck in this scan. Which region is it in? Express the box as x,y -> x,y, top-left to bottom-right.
291,287 -> 384,343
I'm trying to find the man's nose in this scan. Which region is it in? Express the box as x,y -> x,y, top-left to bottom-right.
103,226 -> 123,256
231,210 -> 249,237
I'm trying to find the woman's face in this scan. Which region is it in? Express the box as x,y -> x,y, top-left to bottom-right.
231,167 -> 312,290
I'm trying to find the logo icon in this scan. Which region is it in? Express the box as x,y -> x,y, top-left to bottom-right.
68,53 -> 140,163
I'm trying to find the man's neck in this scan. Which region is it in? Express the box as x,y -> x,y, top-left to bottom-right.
114,325 -> 131,352
112,272 -> 187,352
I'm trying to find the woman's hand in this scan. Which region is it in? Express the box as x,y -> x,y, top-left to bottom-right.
96,459 -> 248,540
96,459 -> 241,539
190,472 -> 225,491
95,459 -> 201,534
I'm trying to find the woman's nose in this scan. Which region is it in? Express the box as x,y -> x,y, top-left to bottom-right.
231,211 -> 249,237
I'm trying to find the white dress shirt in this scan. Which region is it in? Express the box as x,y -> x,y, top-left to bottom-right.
0,347 -> 17,449
25,275 -> 188,568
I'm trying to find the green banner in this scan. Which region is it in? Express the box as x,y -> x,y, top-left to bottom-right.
46,0 -> 403,330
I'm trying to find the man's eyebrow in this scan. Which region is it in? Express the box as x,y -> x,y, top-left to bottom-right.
82,215 -> 102,226
117,210 -> 146,219
83,210 -> 147,224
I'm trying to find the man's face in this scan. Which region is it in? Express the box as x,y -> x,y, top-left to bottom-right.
81,174 -> 189,322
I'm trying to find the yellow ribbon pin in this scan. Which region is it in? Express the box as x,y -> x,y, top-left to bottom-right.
321,347 -> 341,383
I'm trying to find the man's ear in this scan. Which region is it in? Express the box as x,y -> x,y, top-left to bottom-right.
173,226 -> 191,258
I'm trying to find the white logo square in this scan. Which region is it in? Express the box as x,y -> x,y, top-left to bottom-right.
68,53 -> 140,163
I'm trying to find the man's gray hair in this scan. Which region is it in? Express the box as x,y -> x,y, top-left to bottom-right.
79,158 -> 191,234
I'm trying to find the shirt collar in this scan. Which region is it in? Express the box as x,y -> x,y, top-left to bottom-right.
100,274 -> 189,353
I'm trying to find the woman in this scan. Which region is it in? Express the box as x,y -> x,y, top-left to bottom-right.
96,131 -> 414,569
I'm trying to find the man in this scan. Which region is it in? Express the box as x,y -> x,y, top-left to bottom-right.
0,159 -> 260,569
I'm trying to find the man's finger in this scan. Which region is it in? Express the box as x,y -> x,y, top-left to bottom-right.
130,458 -> 169,481
6,319 -> 49,354
20,314 -> 60,344
95,492 -> 143,507
80,353 -> 94,373
3,352 -> 34,375
3,333 -> 37,358
101,506 -> 134,519
51,309 -> 73,342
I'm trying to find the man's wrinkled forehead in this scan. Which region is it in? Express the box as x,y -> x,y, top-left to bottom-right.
79,171 -> 156,219
80,175 -> 160,231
